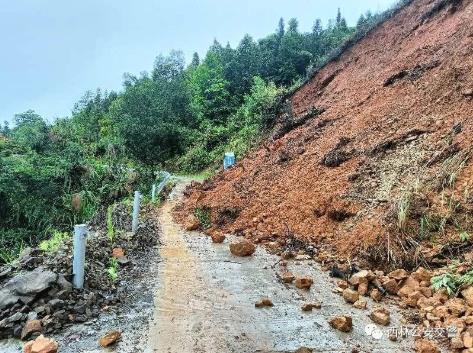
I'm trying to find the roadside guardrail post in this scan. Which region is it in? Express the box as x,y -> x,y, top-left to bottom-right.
72,224 -> 88,289
132,191 -> 141,234
151,184 -> 156,203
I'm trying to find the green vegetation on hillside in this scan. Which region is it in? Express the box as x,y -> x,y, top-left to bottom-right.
0,9 -> 386,262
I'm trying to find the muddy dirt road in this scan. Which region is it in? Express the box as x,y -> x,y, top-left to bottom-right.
0,179 -> 414,353
144,180 -> 413,353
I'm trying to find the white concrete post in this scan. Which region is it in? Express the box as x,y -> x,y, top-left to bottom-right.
72,224 -> 88,289
151,184 -> 156,203
132,191 -> 141,233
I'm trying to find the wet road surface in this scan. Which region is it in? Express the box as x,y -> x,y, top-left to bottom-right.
145,181 -> 413,353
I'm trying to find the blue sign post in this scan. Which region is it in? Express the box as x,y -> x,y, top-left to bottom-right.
224,152 -> 236,170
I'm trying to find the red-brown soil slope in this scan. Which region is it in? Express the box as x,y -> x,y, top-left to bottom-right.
176,0 -> 473,270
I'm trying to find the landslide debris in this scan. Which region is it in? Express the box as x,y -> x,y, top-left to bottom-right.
175,0 -> 473,271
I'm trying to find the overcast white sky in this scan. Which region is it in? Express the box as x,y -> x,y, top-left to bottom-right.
0,0 -> 396,123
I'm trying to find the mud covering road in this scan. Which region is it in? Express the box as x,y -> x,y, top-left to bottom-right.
146,181 -> 413,353
0,179 -> 414,352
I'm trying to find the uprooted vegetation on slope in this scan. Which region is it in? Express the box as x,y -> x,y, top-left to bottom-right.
174,0 -> 473,271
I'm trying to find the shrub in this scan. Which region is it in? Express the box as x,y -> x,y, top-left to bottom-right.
39,230 -> 70,252
194,207 -> 212,229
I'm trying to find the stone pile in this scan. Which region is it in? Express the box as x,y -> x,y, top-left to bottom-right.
0,266 -> 108,340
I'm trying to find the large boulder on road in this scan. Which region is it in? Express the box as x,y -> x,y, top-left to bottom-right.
229,240 -> 256,257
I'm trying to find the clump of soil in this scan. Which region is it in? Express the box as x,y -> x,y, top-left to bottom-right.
0,202 -> 160,340
175,0 -> 473,271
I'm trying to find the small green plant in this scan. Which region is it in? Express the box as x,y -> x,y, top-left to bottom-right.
106,204 -> 115,241
397,195 -> 411,231
194,207 -> 211,229
0,249 -> 19,264
460,269 -> 473,287
106,257 -> 119,282
431,273 -> 460,296
438,217 -> 448,234
39,230 -> 70,252
419,215 -> 430,239
460,231 -> 471,242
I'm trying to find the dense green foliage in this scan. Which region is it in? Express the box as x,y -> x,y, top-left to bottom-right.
0,8 -> 386,262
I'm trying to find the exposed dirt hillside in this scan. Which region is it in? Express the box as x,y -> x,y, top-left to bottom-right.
175,0 -> 473,271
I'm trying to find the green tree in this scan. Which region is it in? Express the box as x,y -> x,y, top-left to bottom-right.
112,52 -> 193,164
279,18 -> 312,84
187,51 -> 232,125
226,34 -> 261,99
11,110 -> 49,152
1,121 -> 10,137
191,52 -> 200,67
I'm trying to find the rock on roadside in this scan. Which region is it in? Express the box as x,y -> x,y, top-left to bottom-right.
0,269 -> 58,311
255,298 -> 274,308
21,320 -> 42,340
369,307 -> 391,326
294,276 -> 314,290
23,335 -> 58,353
415,339 -> 440,353
329,315 -> 353,332
342,288 -> 359,304
229,240 -> 256,257
99,330 -> 122,347
301,302 -> 321,311
210,232 -> 226,244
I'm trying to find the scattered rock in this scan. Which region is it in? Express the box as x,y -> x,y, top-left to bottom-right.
462,287 -> 473,307
370,289 -> 382,302
412,267 -> 432,283
210,232 -> 225,243
281,251 -> 295,260
184,214 -> 200,231
369,307 -> 390,326
255,298 -> 273,308
397,276 -> 420,297
337,280 -> 349,289
329,315 -> 352,332
301,302 -> 321,312
99,330 -> 122,347
446,298 -> 467,317
353,298 -> 367,310
342,288 -> 359,304
21,320 -> 42,340
1,269 -> 58,311
415,339 -> 440,353
229,240 -> 256,257
382,278 -> 399,295
349,270 -> 374,286
406,290 -> 424,307
112,247 -> 125,258
294,276 -> 314,290
280,272 -> 295,283
23,335 -> 58,353
266,242 -> 282,254
357,282 -> 369,296
464,331 -> 473,348
388,269 -> 409,281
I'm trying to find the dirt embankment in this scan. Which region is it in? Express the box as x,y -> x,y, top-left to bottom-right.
175,0 -> 473,270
